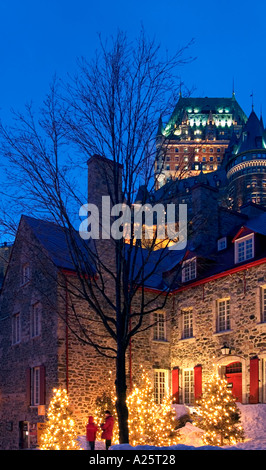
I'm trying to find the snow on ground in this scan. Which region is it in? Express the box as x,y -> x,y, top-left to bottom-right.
79,404 -> 266,450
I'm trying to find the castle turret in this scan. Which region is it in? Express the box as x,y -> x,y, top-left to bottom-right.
226,110 -> 266,210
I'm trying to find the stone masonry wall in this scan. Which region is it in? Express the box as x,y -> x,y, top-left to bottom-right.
0,221 -> 60,449
171,262 -> 266,404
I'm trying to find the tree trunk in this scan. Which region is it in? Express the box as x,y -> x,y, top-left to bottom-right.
115,346 -> 129,444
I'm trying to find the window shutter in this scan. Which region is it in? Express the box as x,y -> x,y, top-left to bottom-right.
172,367 -> 179,404
194,364 -> 202,401
26,368 -> 31,406
249,357 -> 259,404
39,365 -> 46,405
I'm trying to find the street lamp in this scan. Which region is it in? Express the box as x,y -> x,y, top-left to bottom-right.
221,343 -> 231,355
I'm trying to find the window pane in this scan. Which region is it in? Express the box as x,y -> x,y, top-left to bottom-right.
154,370 -> 167,404
262,288 -> 266,323
154,313 -> 166,340
184,370 -> 194,404
182,309 -> 193,339
31,367 -> 40,406
182,259 -> 197,282
32,303 -> 41,337
236,236 -> 254,263
217,299 -> 230,331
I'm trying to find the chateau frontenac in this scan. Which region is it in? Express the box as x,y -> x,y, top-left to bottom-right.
1,94 -> 266,449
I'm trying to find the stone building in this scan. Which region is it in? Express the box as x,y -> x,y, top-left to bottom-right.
155,94 -> 247,188
1,96 -> 266,449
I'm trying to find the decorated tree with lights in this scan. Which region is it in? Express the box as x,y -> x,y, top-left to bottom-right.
40,388 -> 80,450
194,373 -> 245,447
127,369 -> 178,446
94,373 -> 119,444
95,369 -> 179,446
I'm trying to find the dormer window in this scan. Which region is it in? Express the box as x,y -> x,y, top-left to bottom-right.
182,257 -> 197,282
235,234 -> 254,264
217,237 -> 227,251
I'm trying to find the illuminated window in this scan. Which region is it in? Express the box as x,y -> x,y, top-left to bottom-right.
235,234 -> 254,264
181,308 -> 193,339
261,287 -> 266,323
153,312 -> 166,341
154,370 -> 168,404
217,298 -> 230,332
183,369 -> 194,404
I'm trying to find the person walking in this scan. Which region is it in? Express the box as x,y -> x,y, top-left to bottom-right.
86,416 -> 98,451
100,410 -> 114,450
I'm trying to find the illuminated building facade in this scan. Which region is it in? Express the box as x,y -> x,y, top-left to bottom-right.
155,94 -> 247,188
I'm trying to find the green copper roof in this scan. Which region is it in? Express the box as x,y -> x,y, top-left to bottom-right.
164,96 -> 248,136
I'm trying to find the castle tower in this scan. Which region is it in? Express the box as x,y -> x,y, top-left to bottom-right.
156,95 -> 247,186
225,110 -> 266,210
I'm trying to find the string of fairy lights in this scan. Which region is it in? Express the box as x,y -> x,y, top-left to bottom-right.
40,388 -> 80,450
194,373 -> 245,446
39,369 -> 245,449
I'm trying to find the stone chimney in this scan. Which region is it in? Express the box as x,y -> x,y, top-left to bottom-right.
85,155 -> 123,269
191,177 -> 219,256
87,154 -> 122,208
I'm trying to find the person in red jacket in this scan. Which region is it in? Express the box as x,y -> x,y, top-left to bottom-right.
100,410 -> 114,450
86,416 -> 98,451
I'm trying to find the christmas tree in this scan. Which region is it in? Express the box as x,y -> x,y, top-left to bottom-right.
94,372 -> 119,444
40,388 -> 80,450
94,368 -> 179,446
194,373 -> 245,446
127,369 -> 178,446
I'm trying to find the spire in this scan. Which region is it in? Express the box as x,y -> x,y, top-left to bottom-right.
250,91 -> 254,112
179,79 -> 182,99
232,78 -> 235,99
260,105 -> 264,129
237,109 -> 264,154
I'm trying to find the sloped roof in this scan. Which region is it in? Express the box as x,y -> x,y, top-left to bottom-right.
165,96 -> 247,133
22,215 -> 186,290
245,212 -> 266,236
124,242 -> 186,291
16,210 -> 266,293
153,168 -> 227,203
22,215 -> 96,274
235,110 -> 266,154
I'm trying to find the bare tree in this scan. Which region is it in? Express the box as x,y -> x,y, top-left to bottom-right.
0,29 -> 194,443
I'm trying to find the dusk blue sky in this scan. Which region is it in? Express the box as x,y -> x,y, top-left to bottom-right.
0,0 -> 265,122
0,0 -> 265,243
